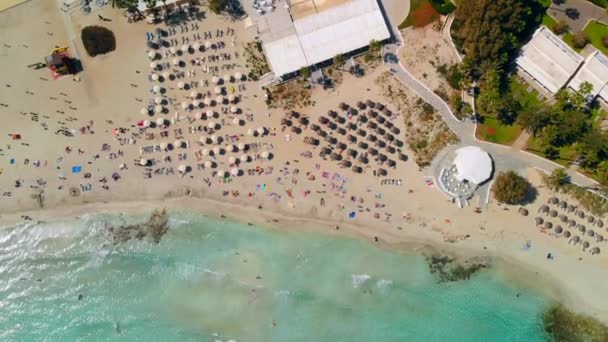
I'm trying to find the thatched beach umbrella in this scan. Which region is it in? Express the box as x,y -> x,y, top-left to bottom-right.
357,155 -> 369,164
356,101 -> 366,110
399,153 -> 408,161
328,110 -> 338,119
357,129 -> 367,137
588,216 -> 595,224
559,214 -> 568,223
358,141 -> 368,149
587,229 -> 595,237
559,200 -> 567,209
234,71 -> 243,80
365,99 -> 375,108
231,168 -> 240,176
368,148 -> 379,156
571,235 -> 580,244
358,115 -> 368,123
596,219 -> 604,228
339,102 -> 349,110
337,127 -> 347,136
369,110 -> 378,118
340,160 -> 352,168
548,197 -> 558,204
583,241 -> 590,249
367,134 -> 377,142
377,116 -> 386,124
318,130 -> 328,138
578,210 -> 586,219
549,210 -> 558,217
554,225 -> 563,234
567,204 -> 576,213
577,224 -> 586,233
237,143 -> 246,151
590,247 -> 600,255
518,208 -> 529,216
347,134 -> 357,143
330,152 -> 342,161
391,127 -> 400,135
563,229 -> 570,237
538,205 -> 549,213
568,219 -> 576,227
352,165 -> 363,173
596,234 -> 604,242
337,142 -> 347,150
535,217 -> 544,226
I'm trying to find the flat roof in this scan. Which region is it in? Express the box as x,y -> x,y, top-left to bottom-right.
569,51 -> 608,101
262,0 -> 390,77
516,26 -> 583,94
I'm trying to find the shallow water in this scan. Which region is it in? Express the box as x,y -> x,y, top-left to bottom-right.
0,212 -> 550,341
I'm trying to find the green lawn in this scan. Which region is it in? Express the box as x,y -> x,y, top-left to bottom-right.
542,14 -> 557,30
585,21 -> 608,55
476,117 -> 523,145
510,78 -> 543,109
525,137 -> 578,167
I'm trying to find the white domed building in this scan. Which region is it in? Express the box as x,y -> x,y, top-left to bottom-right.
439,146 -> 493,199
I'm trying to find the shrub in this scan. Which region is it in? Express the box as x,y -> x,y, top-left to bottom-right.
603,35 -> 608,48
571,31 -> 589,49
552,20 -> 569,35
428,0 -> 456,15
493,171 -> 532,204
81,26 -> 116,57
413,2 -> 441,28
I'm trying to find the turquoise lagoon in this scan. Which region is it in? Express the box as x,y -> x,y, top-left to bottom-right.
0,211 -> 551,341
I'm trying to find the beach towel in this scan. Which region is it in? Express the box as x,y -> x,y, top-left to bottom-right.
72,166 -> 82,173
10,158 -> 15,165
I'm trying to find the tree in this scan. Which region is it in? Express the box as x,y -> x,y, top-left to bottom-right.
552,20 -> 570,35
493,171 -> 532,205
81,26 -> 116,57
544,146 -> 560,160
333,53 -> 346,70
208,0 -> 225,14
299,66 -> 311,80
597,162 -> 608,188
603,35 -> 608,48
476,67 -> 503,118
453,0 -> 546,77
547,168 -> 570,189
517,102 -> 551,135
572,31 -> 590,49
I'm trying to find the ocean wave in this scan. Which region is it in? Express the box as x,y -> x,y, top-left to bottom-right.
351,274 -> 371,288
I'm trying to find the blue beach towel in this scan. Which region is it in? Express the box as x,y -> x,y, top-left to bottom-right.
71,166 -> 82,173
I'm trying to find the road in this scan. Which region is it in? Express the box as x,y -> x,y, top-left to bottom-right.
379,8 -> 599,189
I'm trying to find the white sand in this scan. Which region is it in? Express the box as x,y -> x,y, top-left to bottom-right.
1,0 -> 608,324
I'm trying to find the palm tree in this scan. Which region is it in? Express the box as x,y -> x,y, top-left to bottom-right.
333,53 -> 346,70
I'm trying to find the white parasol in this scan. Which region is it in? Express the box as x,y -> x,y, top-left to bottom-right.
257,127 -> 265,135
216,95 -> 224,104
178,164 -> 187,173
160,142 -> 168,150
141,107 -> 149,115
231,168 -> 239,176
177,81 -> 185,89
148,51 -> 156,59
247,128 -> 254,136
190,90 -> 198,98
181,101 -> 189,110
237,143 -> 246,151
228,94 -> 236,103
140,158 -> 148,166
204,160 -> 213,168
202,148 -> 209,156
240,154 -> 248,162
216,169 -> 225,178
181,44 -> 189,53
172,58 -> 180,66
162,71 -> 171,79
208,121 -> 216,129
156,118 -> 165,126
230,106 -> 238,113
151,73 -> 159,81
261,151 -> 270,159
150,61 -> 158,69
228,156 -> 236,164
203,97 -> 211,106
234,72 -> 242,80
212,76 -> 220,84
152,85 -> 161,93
205,41 -> 212,49
223,74 -> 232,82
214,86 -> 222,94
206,110 -> 214,117
174,139 -> 182,148
154,105 -> 163,113
213,146 -> 220,155
170,47 -> 177,55
154,96 -> 163,104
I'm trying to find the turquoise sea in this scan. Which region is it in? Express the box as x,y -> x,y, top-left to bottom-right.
0,211 -> 551,341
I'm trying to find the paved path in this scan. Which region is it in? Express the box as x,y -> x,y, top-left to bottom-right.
379,2 -> 600,189
548,0 -> 607,32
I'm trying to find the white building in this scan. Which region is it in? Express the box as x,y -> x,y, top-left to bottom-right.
453,146 -> 493,185
516,26 -> 584,94
259,0 -> 390,78
568,50 -> 608,104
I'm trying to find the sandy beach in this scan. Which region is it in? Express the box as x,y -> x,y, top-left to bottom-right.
2,0 -> 608,325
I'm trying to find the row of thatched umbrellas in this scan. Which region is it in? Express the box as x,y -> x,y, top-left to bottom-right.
533,216 -> 602,254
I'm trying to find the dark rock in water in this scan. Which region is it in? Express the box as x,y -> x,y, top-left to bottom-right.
108,209 -> 169,245
426,254 -> 489,283
543,304 -> 608,341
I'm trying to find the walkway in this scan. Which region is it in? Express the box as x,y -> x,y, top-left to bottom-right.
379,0 -> 600,189
548,0 -> 608,32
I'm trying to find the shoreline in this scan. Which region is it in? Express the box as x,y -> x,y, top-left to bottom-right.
0,194 -> 598,322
